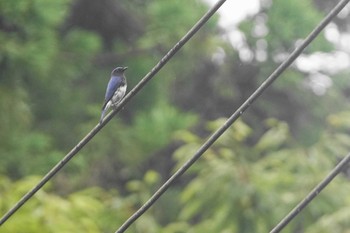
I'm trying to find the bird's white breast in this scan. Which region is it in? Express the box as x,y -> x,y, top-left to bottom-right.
111,84 -> 127,106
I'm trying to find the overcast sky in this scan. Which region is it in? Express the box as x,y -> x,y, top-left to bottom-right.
204,0 -> 260,27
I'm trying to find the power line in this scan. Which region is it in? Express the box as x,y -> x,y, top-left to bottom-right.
270,152 -> 350,233
114,0 -> 350,232
0,0 -> 228,226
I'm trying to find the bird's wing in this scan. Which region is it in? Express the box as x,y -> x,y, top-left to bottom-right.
102,76 -> 122,109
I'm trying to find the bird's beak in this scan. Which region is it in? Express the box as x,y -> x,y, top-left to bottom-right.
122,67 -> 128,71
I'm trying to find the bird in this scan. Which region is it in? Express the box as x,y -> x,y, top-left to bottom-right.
100,66 -> 127,123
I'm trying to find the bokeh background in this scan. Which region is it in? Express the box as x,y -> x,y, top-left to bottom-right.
1,0 -> 350,232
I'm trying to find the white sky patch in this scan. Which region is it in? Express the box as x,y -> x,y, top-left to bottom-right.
296,52 -> 350,74
203,0 -> 260,27
339,33 -> 350,53
305,72 -> 333,96
325,23 -> 340,44
206,0 -> 260,48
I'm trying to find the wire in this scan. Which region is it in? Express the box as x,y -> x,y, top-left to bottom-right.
270,152 -> 350,233
114,0 -> 350,232
0,0 -> 228,226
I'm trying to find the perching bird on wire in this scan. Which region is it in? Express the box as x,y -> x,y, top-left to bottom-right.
100,67 -> 128,123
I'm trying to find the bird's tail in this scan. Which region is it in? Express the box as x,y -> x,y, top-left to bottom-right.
100,102 -> 111,124
100,108 -> 106,124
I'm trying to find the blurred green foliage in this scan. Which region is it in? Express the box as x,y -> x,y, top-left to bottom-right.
1,0 -> 350,232
172,117 -> 350,233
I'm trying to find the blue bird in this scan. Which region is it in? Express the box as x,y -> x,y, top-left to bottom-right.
100,67 -> 127,123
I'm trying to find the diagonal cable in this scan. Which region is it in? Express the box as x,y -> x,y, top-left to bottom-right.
270,152 -> 350,233
0,0 -> 228,226
114,0 -> 350,232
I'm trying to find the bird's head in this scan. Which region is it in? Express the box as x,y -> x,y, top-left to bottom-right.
112,67 -> 128,76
